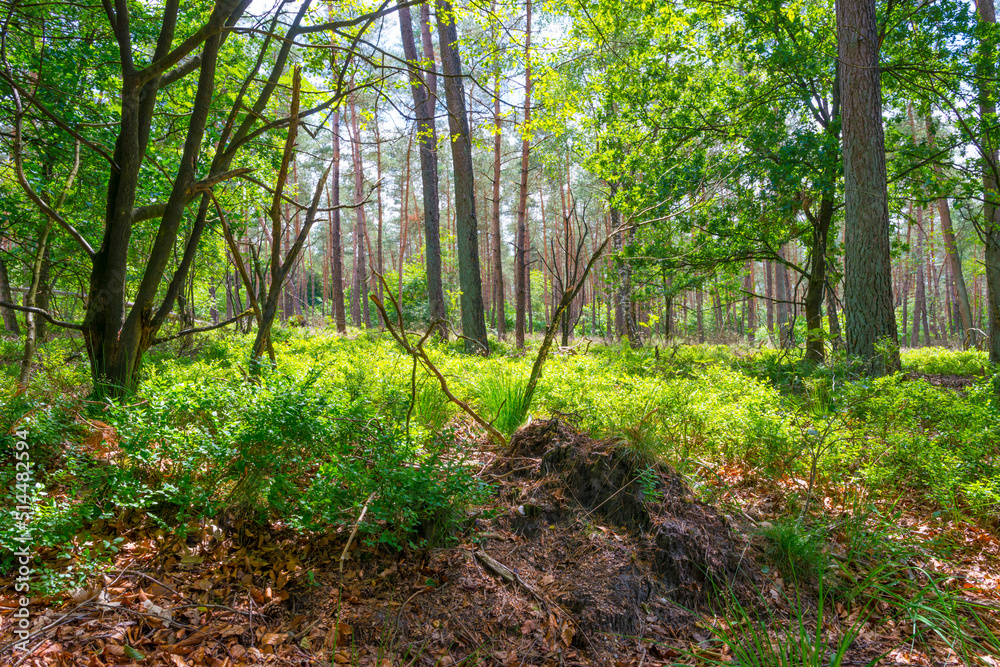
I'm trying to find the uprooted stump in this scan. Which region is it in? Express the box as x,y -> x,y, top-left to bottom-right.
493,418 -> 755,637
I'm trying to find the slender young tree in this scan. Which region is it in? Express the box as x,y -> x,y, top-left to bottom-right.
437,0 -> 489,353
837,0 -> 900,373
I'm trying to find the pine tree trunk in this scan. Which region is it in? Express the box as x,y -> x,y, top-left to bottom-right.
975,0 -> 1000,363
765,260 -> 774,334
399,1 -> 447,333
330,110 -> 347,334
514,0 -> 532,349
491,57 -> 506,338
911,211 -> 927,348
838,0 -> 900,373
349,91 -> 370,328
437,0 -> 489,353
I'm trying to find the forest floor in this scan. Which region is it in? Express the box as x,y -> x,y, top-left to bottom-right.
2,335 -> 1000,666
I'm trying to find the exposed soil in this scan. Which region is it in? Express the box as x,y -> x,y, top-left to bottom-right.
5,419 -> 998,666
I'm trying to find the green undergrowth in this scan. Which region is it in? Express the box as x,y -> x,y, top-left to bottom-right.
2,329 -> 999,595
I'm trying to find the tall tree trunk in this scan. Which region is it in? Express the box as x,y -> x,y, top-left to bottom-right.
491,48 -> 506,338
399,132 -> 414,305
975,0 -> 1000,363
330,109 -> 347,334
804,196 -> 834,361
349,90 -> 370,328
744,260 -> 756,345
514,0 -> 532,349
695,288 -> 705,343
911,209 -> 927,347
929,150 -> 973,342
837,0 -> 900,373
437,0 -> 489,353
764,260 -> 775,334
0,255 -> 20,334
775,249 -> 790,347
827,282 -> 841,347
374,112 -> 385,310
399,1 -> 447,333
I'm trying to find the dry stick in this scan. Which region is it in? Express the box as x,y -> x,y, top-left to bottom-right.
340,492 -> 375,574
329,492 -> 375,657
473,550 -> 590,652
368,272 -> 507,448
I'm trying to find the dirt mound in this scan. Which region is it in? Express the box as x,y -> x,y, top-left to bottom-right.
316,418 -> 757,662
502,419 -> 754,614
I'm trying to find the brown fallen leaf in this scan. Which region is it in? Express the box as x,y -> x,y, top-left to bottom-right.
262,632 -> 287,646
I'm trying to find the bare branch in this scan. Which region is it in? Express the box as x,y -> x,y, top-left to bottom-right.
151,309 -> 253,345
0,301 -> 83,331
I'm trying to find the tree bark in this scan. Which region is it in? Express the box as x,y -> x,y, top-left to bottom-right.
911,208 -> 928,348
837,0 -> 900,373
775,248 -> 790,347
349,89 -> 370,328
399,1 -> 447,333
975,0 -> 1000,363
491,42 -> 506,338
19,223 -> 52,385
330,109 -> 347,334
437,0 -> 489,353
927,123 -> 974,342
514,0 -> 532,350
0,255 -> 20,334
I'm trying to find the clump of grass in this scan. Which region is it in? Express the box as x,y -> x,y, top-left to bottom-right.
759,520 -> 826,582
702,578 -> 877,667
472,366 -> 528,437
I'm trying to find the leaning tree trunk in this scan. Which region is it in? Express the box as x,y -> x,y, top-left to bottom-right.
837,0 -> 900,374
436,0 -> 489,354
